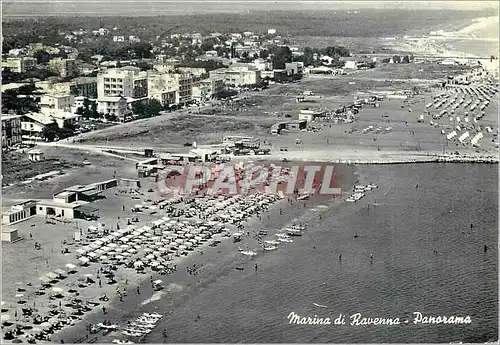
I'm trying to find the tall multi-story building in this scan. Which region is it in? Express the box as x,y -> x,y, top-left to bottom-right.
147,72 -> 178,107
172,73 -> 193,105
48,58 -> 78,78
70,77 -> 98,98
39,94 -> 75,117
200,78 -> 224,99
2,57 -> 37,73
1,115 -> 22,148
210,63 -> 261,87
97,67 -> 148,99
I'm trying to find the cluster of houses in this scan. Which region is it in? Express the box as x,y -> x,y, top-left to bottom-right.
1,25 -> 383,148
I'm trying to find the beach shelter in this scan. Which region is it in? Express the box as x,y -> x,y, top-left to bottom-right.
79,257 -> 90,265
55,269 -> 67,278
76,248 -> 86,256
65,263 -> 77,273
89,243 -> 101,250
46,272 -> 58,280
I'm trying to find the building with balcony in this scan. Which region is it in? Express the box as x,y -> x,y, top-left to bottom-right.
1,115 -> 22,148
2,57 -> 37,73
49,58 -> 78,78
97,67 -> 148,99
40,94 -> 75,117
96,96 -> 131,122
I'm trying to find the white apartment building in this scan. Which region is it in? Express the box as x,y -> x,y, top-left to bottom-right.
2,57 -> 37,73
40,94 -> 75,117
172,73 -> 193,105
96,96 -> 131,121
200,78 -> 224,98
225,64 -> 261,86
97,67 -> 148,99
147,72 -> 178,107
192,85 -> 211,103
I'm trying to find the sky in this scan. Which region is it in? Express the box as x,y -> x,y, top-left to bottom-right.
2,0 -> 498,17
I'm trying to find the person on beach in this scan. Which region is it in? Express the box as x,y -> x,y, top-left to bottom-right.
338,254 -> 342,262
484,245 -> 488,253
370,254 -> 374,264
136,287 -> 140,294
255,263 -> 258,272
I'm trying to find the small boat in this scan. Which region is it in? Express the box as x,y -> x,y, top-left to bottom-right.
278,237 -> 293,243
263,246 -> 277,251
97,323 -> 118,330
142,313 -> 162,319
235,267 -> 244,271
131,322 -> 155,329
346,197 -> 356,202
121,330 -> 143,337
368,184 -> 378,189
287,228 -> 302,236
241,251 -> 257,256
264,240 -> 279,245
112,340 -> 135,344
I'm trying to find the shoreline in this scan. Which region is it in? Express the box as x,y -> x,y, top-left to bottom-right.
49,164 -> 357,343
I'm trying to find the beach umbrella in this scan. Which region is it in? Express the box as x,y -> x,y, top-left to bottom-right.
12,338 -> 23,343
143,248 -> 153,253
158,247 -> 168,252
100,255 -> 108,261
108,243 -> 118,248
120,244 -> 129,249
127,248 -> 137,253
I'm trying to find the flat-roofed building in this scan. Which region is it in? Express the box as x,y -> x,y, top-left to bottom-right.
1,114 -> 22,148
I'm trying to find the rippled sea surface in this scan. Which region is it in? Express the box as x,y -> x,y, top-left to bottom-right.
142,163 -> 497,343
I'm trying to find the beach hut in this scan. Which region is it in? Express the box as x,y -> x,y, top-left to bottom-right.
152,280 -> 164,290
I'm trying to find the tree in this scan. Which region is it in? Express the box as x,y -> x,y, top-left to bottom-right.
42,121 -> 60,141
259,49 -> 269,59
59,120 -> 76,138
33,50 -> 51,64
132,102 -> 146,117
303,47 -> 314,66
392,55 -> 401,63
104,113 -> 118,122
272,46 -> 292,69
402,55 -> 410,63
